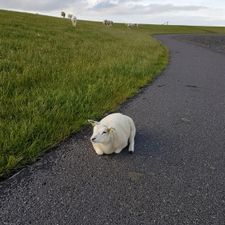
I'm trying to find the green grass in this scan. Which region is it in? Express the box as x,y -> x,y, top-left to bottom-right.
1,10 -> 225,177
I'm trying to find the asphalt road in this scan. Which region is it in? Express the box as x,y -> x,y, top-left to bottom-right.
1,35 -> 225,225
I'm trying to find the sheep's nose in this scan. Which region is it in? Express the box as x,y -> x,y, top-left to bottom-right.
91,137 -> 96,142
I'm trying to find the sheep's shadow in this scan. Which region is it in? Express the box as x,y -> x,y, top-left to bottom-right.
107,127 -> 173,159
135,129 -> 169,157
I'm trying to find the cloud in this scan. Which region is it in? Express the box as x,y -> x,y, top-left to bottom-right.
89,1 -> 207,15
145,4 -> 207,14
0,0 -> 76,11
0,0 -> 209,14
92,1 -> 116,10
0,0 -> 223,26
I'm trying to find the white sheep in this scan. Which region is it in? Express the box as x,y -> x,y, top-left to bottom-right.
127,23 -> 138,28
71,16 -> 77,27
103,20 -> 113,26
88,113 -> 136,155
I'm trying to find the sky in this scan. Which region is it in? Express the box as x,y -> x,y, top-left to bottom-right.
0,0 -> 225,26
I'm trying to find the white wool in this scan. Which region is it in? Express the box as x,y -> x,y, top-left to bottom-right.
71,16 -> 77,27
88,113 -> 136,155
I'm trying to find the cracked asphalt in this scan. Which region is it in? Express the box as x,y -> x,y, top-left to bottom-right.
0,35 -> 225,225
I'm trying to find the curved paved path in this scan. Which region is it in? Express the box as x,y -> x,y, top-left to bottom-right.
1,35 -> 225,225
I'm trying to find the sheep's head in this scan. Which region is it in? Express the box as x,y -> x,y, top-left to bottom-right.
88,120 -> 115,144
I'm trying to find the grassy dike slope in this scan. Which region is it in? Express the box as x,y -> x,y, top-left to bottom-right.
1,10 -> 225,177
0,10 -> 168,176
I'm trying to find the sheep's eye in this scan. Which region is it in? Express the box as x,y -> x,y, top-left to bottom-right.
102,131 -> 107,135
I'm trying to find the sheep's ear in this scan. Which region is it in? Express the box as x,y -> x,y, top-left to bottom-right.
107,127 -> 115,133
88,120 -> 99,127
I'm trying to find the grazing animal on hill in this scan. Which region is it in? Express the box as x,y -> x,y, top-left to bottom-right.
67,14 -> 73,19
71,16 -> 77,27
127,23 -> 139,28
103,20 -> 113,26
61,11 -> 66,18
88,113 -> 136,155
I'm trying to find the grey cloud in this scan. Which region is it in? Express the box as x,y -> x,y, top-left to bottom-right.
0,0 -> 77,11
0,0 -> 207,14
89,1 -> 207,15
145,4 -> 207,14
92,1 -> 117,10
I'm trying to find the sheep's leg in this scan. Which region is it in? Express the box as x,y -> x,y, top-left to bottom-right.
128,122 -> 136,153
94,147 -> 104,155
128,138 -> 135,153
115,148 -> 122,154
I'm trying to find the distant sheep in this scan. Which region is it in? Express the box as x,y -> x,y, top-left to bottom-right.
61,11 -> 66,18
127,23 -> 139,28
67,14 -> 73,19
88,113 -> 136,155
71,16 -> 77,27
103,20 -> 113,26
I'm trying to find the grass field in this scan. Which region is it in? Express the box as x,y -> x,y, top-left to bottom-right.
1,10 -> 225,177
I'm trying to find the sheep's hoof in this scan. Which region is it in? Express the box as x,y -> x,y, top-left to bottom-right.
95,150 -> 104,155
129,151 -> 134,154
